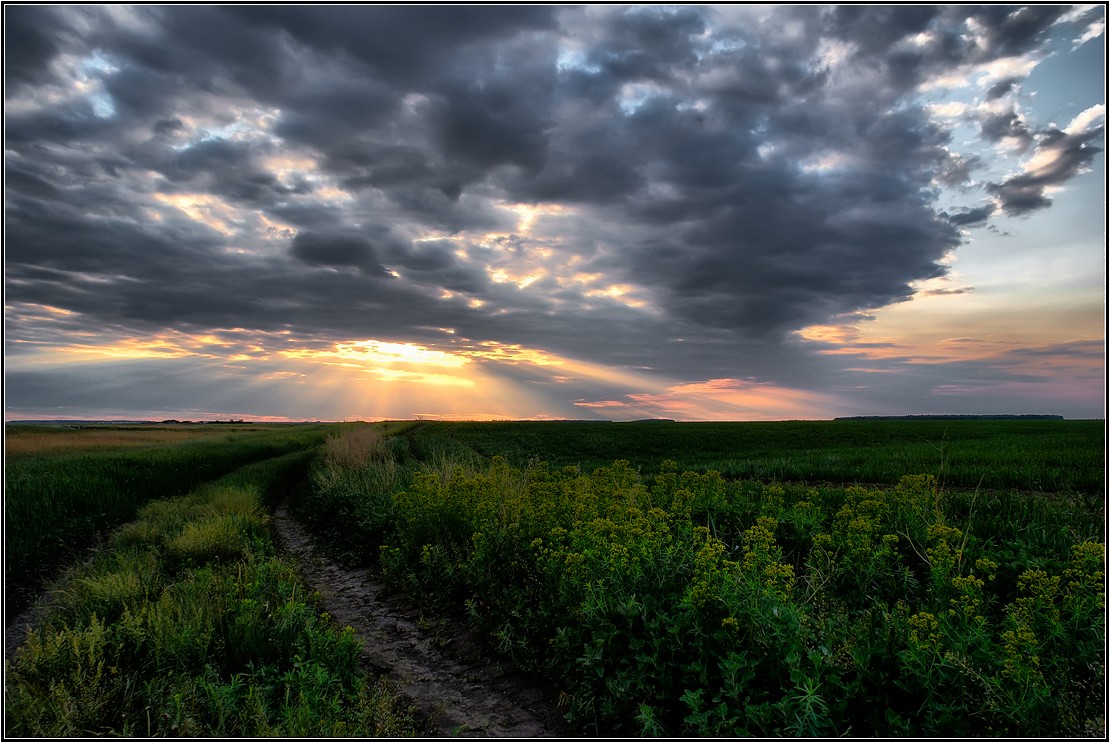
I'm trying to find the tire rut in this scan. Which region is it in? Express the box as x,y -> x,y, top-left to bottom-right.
269,501 -> 571,738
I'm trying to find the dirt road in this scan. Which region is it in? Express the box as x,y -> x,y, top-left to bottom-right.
269,501 -> 571,737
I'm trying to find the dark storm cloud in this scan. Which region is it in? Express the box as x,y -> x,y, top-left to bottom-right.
4,187 -> 220,275
158,138 -> 296,203
822,5 -> 1077,100
267,202 -> 349,231
290,232 -> 384,270
273,77 -> 402,149
5,162 -> 63,201
521,60 -> 961,336
379,240 -> 488,294
586,5 -> 707,82
93,6 -> 295,105
830,5 -> 939,56
427,82 -> 551,173
2,5 -> 69,89
229,5 -> 557,85
3,4 -> 1103,398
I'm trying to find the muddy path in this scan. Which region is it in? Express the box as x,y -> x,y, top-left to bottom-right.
268,500 -> 572,738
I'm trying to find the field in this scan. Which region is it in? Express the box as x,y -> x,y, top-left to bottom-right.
3,423 -> 276,458
4,422 -> 338,616
4,423 -> 418,737
4,419 -> 1105,736
402,419 -> 1105,493
300,419 -> 1106,736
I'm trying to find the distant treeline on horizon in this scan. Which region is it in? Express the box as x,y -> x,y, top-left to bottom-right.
834,414 -> 1065,421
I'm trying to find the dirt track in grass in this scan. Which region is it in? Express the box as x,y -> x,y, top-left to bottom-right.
269,500 -> 571,738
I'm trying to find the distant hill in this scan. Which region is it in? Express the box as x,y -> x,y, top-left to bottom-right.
835,414 -> 1064,421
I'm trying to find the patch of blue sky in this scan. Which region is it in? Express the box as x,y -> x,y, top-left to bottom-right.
555,47 -> 601,75
88,93 -> 116,119
168,122 -> 255,152
1024,30 -> 1105,126
76,50 -> 119,118
77,49 -> 119,78
618,82 -> 665,116
951,157 -> 1103,306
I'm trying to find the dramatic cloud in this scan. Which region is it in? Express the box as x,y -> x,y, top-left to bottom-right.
4,5 -> 1105,420
990,105 -> 1105,214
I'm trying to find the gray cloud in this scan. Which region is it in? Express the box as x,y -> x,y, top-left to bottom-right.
290,232 -> 384,270
986,77 -> 1022,100
962,5 -> 1071,59
2,6 -> 69,89
947,205 -> 997,227
979,110 -> 1033,148
3,5 -> 1104,418
990,125 -> 1105,215
830,5 -> 939,57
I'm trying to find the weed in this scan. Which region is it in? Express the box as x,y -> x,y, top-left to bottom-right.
310,438 -> 1103,736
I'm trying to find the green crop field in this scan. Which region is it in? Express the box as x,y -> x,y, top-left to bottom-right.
4,423 -> 340,616
402,418 -> 1105,493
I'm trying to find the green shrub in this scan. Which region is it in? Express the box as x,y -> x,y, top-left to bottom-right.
352,454 -> 1104,736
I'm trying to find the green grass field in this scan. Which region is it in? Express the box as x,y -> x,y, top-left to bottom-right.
403,419 -> 1105,493
4,449 -> 417,737
4,423 -> 340,616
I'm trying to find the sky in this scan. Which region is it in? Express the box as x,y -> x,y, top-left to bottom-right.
3,5 -> 1106,422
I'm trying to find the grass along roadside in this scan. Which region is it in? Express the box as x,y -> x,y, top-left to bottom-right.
4,451 -> 419,737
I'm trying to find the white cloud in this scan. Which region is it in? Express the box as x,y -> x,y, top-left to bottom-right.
1064,104 -> 1106,135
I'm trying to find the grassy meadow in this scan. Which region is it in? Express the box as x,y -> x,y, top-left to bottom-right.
4,448 -> 417,736
4,418 -> 1105,737
4,423 -> 337,615
403,419 -> 1105,493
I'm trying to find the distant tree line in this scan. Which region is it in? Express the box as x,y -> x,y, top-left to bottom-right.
834,414 -> 1064,421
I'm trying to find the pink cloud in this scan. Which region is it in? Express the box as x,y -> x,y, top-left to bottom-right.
574,377 -> 846,421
